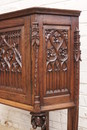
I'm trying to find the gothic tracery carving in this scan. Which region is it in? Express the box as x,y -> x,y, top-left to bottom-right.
0,30 -> 22,73
45,28 -> 69,94
45,29 -> 68,72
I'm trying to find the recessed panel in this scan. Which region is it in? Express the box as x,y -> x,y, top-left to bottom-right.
0,27 -> 23,92
43,25 -> 71,96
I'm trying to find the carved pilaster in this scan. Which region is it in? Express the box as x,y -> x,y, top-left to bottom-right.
32,22 -> 40,111
31,112 -> 47,130
73,27 -> 81,130
74,27 -> 81,104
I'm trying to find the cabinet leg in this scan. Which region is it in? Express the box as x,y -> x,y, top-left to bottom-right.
67,107 -> 79,130
30,112 -> 49,130
45,112 -> 49,130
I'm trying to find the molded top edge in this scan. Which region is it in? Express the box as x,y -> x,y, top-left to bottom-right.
0,7 -> 81,20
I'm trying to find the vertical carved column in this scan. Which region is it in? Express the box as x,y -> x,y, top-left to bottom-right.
74,27 -> 81,104
68,27 -> 81,130
73,27 -> 81,130
32,22 -> 40,111
31,22 -> 49,130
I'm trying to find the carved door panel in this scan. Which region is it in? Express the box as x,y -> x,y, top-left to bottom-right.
42,25 -> 71,105
0,17 -> 31,105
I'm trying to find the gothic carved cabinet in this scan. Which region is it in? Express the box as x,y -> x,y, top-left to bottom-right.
0,7 -> 81,130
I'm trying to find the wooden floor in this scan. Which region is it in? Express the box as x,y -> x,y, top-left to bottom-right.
0,125 -> 19,130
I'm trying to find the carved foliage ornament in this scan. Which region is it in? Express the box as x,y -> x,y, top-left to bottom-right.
32,22 -> 39,48
74,27 -> 81,62
32,22 -> 39,88
45,29 -> 68,72
0,30 -> 22,73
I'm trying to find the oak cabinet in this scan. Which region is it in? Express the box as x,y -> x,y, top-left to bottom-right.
0,7 -> 81,130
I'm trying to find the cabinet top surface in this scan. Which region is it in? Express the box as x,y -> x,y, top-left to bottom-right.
0,7 -> 81,20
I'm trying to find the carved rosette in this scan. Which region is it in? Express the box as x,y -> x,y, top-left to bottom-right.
32,22 -> 40,111
31,112 -> 47,130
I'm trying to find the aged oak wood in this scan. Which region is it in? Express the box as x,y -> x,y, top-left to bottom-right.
0,7 -> 81,130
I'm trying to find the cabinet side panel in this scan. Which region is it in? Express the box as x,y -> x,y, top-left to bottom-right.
0,17 -> 32,106
36,14 -> 73,107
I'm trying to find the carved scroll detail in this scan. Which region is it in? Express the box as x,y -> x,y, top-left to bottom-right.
45,29 -> 68,72
32,22 -> 40,110
0,30 -> 22,72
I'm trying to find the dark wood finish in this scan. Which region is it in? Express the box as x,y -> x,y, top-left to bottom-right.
30,112 -> 48,130
0,7 -> 81,130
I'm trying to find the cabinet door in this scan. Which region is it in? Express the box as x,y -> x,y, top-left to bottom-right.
0,17 -> 31,105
